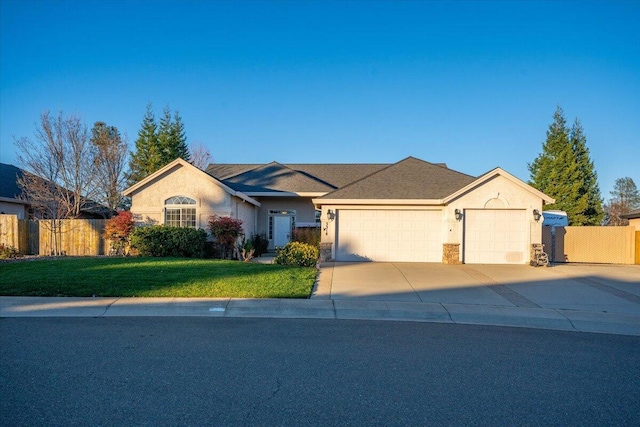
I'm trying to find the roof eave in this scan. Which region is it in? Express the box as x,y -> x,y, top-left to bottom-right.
312,198 -> 444,207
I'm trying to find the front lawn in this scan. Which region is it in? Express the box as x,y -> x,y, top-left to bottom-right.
0,257 -> 317,298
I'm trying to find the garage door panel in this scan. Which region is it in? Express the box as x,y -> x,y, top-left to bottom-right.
337,210 -> 442,262
464,209 -> 528,264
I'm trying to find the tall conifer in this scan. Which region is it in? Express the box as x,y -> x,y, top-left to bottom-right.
528,106 -> 603,225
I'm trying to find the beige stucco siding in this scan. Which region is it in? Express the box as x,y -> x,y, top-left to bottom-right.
129,164 -> 240,229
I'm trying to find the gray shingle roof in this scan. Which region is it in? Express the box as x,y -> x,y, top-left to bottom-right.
0,163 -> 25,200
317,157 -> 476,200
206,159 -> 468,199
207,162 -> 390,192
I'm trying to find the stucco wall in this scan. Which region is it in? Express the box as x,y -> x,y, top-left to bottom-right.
0,201 -> 27,219
129,164 -> 251,230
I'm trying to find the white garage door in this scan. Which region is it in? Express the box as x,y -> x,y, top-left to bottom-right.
464,209 -> 528,264
336,210 -> 442,262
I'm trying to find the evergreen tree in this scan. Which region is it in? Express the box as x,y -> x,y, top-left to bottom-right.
570,118 -> 603,225
157,105 -> 173,164
169,110 -> 190,162
604,177 -> 640,225
528,106 -> 603,226
127,104 -> 161,185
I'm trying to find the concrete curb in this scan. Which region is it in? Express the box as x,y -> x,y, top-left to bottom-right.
2,296 -> 639,336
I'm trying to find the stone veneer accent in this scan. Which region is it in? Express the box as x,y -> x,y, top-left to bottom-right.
319,242 -> 333,262
442,243 -> 462,265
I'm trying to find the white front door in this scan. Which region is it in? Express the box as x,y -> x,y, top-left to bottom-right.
273,216 -> 292,247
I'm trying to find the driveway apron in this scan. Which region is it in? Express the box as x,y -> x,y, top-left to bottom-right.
325,262 -> 640,316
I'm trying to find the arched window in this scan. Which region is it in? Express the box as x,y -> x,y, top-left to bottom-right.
165,196 -> 196,228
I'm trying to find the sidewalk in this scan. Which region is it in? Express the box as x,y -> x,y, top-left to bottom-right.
2,295 -> 639,336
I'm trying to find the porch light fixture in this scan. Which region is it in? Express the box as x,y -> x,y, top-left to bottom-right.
454,209 -> 463,221
533,209 -> 542,222
326,209 -> 335,221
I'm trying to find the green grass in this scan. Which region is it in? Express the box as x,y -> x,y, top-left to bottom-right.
0,257 -> 317,298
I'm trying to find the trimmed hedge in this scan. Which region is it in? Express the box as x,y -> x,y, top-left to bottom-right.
274,241 -> 319,267
130,226 -> 207,258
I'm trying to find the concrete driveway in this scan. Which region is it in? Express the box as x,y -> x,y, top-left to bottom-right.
317,262 -> 640,315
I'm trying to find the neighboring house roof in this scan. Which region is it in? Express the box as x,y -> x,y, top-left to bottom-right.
621,208 -> 640,220
0,163 -> 28,204
316,157 -> 476,202
123,158 -> 261,206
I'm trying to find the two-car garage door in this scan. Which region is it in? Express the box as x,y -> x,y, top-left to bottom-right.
335,208 -> 529,264
336,210 -> 442,262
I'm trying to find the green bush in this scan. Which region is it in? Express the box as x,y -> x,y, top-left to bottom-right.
130,226 -> 207,258
291,227 -> 321,247
274,241 -> 319,267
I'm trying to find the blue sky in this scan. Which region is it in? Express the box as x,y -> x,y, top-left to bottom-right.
1,0 -> 638,199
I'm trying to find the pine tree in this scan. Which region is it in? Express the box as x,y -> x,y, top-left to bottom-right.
570,118 -> 603,225
528,106 -> 603,226
157,106 -> 190,164
127,104 -> 161,185
169,110 -> 190,162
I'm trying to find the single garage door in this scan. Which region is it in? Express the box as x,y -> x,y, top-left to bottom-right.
464,209 -> 528,264
336,210 -> 442,262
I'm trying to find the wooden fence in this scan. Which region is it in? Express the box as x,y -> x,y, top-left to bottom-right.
542,225 -> 637,264
0,214 -> 109,256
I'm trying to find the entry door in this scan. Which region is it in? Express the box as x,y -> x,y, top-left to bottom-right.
273,216 -> 292,247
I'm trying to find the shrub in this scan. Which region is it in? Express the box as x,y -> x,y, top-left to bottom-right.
251,233 -> 269,257
0,243 -> 20,259
208,215 -> 243,259
104,211 -> 135,255
274,241 -> 319,267
130,226 -> 207,258
291,227 -> 321,247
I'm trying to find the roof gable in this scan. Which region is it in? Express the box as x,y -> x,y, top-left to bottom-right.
317,157 -> 476,200
123,158 -> 260,206
443,167 -> 555,204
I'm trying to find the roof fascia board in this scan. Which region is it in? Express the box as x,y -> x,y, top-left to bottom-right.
244,192 -> 327,197
443,167 -> 556,204
122,158 -> 260,207
0,196 -> 28,204
312,198 -> 443,206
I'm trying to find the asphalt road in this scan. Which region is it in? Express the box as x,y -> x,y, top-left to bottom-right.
1,318 -> 639,426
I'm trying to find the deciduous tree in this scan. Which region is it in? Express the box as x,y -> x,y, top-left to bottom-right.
603,177 -> 640,225
91,121 -> 128,211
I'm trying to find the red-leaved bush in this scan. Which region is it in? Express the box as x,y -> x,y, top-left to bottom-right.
207,215 -> 243,259
104,211 -> 135,255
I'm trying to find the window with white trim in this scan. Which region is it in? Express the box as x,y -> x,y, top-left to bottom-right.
165,196 -> 197,228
